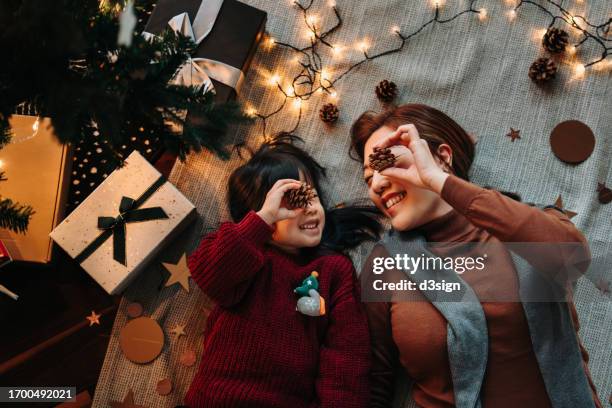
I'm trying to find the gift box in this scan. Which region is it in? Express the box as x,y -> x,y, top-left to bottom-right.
50,151 -> 196,295
0,115 -> 72,263
144,0 -> 267,102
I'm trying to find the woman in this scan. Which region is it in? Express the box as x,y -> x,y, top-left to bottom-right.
350,104 -> 602,408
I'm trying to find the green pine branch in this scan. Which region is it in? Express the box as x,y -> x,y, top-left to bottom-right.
1,0 -> 247,165
0,196 -> 34,234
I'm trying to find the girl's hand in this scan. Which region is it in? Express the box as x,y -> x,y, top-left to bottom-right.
374,124 -> 449,194
256,179 -> 302,226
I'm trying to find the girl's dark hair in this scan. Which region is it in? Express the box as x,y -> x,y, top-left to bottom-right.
350,103 -> 475,180
228,134 -> 382,253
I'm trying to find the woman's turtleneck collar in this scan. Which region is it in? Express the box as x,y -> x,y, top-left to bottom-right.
414,207 -> 476,243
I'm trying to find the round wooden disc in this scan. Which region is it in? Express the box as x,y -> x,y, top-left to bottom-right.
179,349 -> 197,367
126,302 -> 143,318
119,317 -> 164,364
156,378 -> 173,396
550,120 -> 595,164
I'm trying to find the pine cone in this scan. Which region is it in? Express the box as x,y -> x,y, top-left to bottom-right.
542,27 -> 569,53
528,58 -> 558,83
375,80 -> 398,102
319,103 -> 339,124
369,147 -> 397,172
285,183 -> 316,209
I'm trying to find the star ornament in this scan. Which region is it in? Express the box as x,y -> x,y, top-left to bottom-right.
170,324 -> 187,339
117,1 -> 137,47
163,253 -> 192,292
86,310 -> 101,326
554,196 -> 578,219
506,127 -> 521,142
109,389 -> 148,408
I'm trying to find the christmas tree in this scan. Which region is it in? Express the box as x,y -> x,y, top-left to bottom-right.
0,0 -> 249,232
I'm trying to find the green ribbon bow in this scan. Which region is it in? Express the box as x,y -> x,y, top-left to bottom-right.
75,176 -> 169,266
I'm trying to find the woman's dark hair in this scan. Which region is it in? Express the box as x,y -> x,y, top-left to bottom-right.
350,104 -> 475,180
228,134 -> 382,253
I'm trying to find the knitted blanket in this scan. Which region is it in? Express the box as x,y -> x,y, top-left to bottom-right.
92,0 -> 611,406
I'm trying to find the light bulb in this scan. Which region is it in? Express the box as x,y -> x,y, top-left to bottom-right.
292,98 -> 302,110
391,25 -> 400,34
567,45 -> 576,55
574,63 -> 586,77
478,8 -> 487,21
507,9 -> 516,21
269,73 -> 281,86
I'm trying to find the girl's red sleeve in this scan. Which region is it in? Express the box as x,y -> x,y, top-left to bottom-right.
188,210 -> 273,307
316,255 -> 371,408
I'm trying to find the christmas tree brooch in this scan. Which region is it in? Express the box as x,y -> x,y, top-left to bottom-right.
294,271 -> 325,316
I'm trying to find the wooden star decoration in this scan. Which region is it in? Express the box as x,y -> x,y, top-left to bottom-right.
554,196 -> 578,219
595,278 -> 610,296
170,324 -> 187,339
109,389 -> 148,408
86,310 -> 101,327
506,128 -> 521,142
162,253 -> 191,292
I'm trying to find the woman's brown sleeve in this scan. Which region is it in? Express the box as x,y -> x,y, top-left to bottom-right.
440,175 -> 591,282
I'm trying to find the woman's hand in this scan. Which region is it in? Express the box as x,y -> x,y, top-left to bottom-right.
374,124 -> 449,194
256,179 -> 302,226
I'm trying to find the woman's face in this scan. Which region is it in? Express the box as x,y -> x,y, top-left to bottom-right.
362,125 -> 448,231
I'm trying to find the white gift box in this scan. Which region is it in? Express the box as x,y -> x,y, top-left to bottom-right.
50,151 -> 196,294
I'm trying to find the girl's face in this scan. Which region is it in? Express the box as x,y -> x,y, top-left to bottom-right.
271,176 -> 325,253
362,125 -> 448,231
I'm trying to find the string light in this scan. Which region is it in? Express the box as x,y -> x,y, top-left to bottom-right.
478,8 -> 487,21
567,45 -> 577,55
574,63 -> 586,77
267,37 -> 276,47
515,0 -> 612,70
507,9 -> 517,21
247,0 -> 481,139
268,73 -> 281,86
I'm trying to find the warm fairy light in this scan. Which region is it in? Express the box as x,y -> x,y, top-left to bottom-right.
0,159 -> 4,168
391,25 -> 400,34
307,15 -> 319,26
328,0 -> 336,7
245,106 -> 257,117
267,37 -> 275,47
268,73 -> 281,86
567,45 -> 577,55
305,30 -> 316,41
356,39 -> 370,52
533,28 -> 547,41
431,0 -> 445,8
32,117 -> 40,133
331,43 -> 344,57
574,63 -> 586,77
329,90 -> 338,99
292,98 -> 302,110
478,8 -> 487,21
507,9 -> 516,21
287,85 -> 295,97
292,56 -> 301,64
504,0 -> 517,4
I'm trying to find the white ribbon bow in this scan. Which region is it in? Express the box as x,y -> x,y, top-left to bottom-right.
143,0 -> 245,94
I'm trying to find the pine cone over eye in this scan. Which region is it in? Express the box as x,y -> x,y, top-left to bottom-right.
285,182 -> 316,209
369,146 -> 397,172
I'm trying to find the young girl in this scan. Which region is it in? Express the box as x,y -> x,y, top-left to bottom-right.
183,135 -> 381,408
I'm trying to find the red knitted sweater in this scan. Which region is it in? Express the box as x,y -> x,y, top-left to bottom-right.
183,211 -> 370,408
